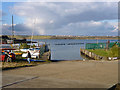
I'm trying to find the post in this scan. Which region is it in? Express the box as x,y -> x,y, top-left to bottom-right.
106,40 -> 110,50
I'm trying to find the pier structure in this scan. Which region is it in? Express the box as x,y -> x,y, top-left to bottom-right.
80,48 -> 107,60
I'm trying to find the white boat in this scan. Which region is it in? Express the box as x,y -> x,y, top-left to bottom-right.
20,48 -> 29,52
22,19 -> 46,59
22,47 -> 43,59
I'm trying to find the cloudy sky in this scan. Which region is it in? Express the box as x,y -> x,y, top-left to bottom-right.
2,2 -> 118,36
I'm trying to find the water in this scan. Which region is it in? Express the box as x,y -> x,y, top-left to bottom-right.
32,39 -> 118,60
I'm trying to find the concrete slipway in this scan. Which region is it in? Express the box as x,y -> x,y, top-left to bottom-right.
2,60 -> 118,88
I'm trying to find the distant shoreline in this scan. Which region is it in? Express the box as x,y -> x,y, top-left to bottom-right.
7,35 -> 118,40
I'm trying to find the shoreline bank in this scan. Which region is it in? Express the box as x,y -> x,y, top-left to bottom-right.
7,35 -> 118,40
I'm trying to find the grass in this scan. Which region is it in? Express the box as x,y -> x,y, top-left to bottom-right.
8,35 -> 118,40
26,35 -> 52,39
87,46 -> 120,57
2,62 -> 36,70
88,49 -> 112,57
2,59 -> 51,70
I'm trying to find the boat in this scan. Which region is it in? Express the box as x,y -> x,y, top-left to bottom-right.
22,48 -> 40,59
20,48 -> 29,52
22,46 -> 45,59
21,59 -> 46,62
22,18 -> 49,59
14,52 -> 22,55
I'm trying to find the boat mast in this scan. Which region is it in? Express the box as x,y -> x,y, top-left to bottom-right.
12,15 -> 14,44
30,19 -> 36,48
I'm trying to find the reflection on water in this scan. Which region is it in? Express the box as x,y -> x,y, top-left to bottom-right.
33,39 -> 118,60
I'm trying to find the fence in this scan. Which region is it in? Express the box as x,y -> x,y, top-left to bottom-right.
86,42 -> 120,49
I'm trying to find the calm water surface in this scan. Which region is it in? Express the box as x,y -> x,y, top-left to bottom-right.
33,39 -> 117,60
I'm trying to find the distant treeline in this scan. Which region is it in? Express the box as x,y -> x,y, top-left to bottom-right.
6,35 -> 119,40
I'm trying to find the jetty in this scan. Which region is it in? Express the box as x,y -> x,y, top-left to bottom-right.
80,48 -> 107,60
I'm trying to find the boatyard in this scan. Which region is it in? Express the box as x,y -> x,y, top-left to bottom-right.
0,35 -> 51,70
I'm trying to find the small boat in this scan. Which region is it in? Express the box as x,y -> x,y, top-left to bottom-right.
22,47 -> 45,59
20,48 -> 29,52
21,59 -> 46,62
14,52 -> 22,55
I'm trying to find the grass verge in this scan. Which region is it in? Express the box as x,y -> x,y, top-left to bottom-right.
2,52 -> 51,70
87,49 -> 112,57
87,46 -> 120,57
2,60 -> 51,70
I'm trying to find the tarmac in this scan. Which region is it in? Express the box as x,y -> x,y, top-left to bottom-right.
2,60 -> 118,88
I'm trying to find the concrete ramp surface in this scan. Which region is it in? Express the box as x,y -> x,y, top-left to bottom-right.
2,60 -> 118,88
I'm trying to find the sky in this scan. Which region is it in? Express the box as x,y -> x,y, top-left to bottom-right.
1,2 -> 119,36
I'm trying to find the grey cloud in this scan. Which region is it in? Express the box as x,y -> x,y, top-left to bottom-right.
2,2 -> 118,36
2,21 -> 117,36
2,24 -> 32,35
